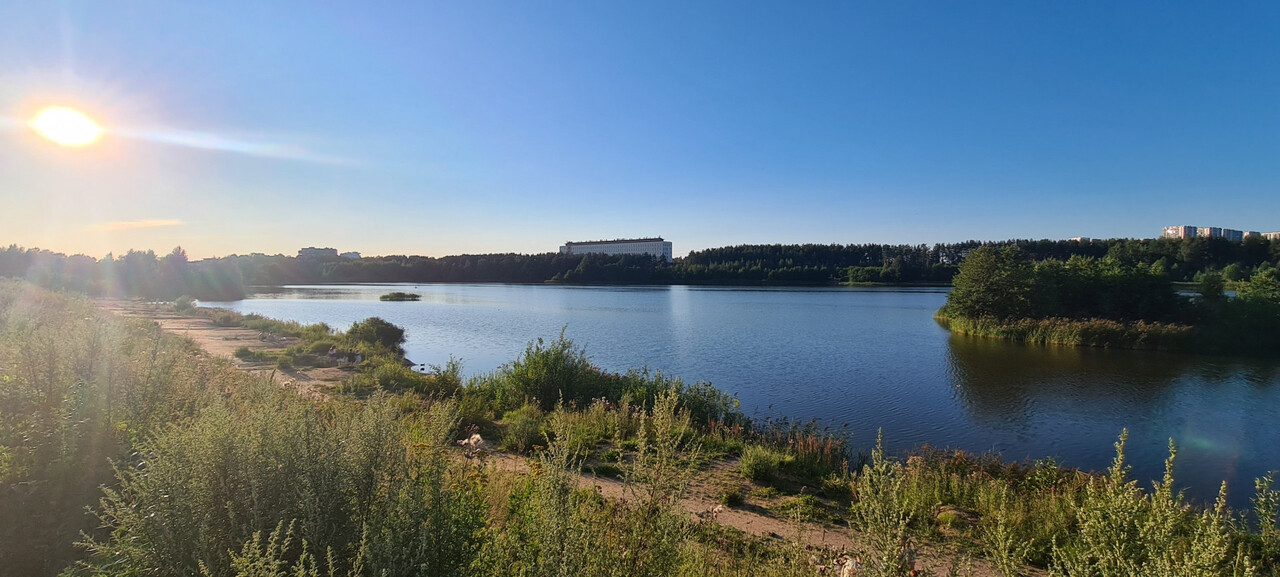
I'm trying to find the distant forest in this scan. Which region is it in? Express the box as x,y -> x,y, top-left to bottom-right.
3,236 -> 1279,300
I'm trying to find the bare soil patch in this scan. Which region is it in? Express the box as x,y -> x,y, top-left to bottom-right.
97,300 -> 347,397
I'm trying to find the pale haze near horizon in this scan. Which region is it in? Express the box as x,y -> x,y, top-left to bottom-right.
1,2 -> 1277,260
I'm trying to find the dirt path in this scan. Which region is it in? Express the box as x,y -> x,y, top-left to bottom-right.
482,451 -> 1008,576
97,300 -> 348,399
98,299 -> 1009,576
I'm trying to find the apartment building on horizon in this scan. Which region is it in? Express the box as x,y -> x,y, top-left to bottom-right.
298,247 -> 361,259
1162,226 -> 1279,242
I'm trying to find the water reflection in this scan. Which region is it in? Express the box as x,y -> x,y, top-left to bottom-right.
946,334 -> 1280,505
946,334 -> 1193,425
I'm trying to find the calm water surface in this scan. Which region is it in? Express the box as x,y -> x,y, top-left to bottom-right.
204,284 -> 1280,506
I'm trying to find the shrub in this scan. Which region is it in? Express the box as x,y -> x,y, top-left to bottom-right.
545,401 -> 614,458
78,392 -> 486,577
850,431 -> 916,576
719,488 -> 744,507
346,317 -> 406,354
209,310 -> 240,327
740,445 -> 789,485
1048,433 -> 1249,576
776,494 -> 823,524
751,486 -> 780,500
821,473 -> 854,501
276,354 -> 294,371
457,390 -> 497,439
501,403 -> 545,453
308,339 -> 339,355
426,357 -> 465,397
485,331 -> 600,412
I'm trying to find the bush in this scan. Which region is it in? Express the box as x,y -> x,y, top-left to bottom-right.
775,494 -> 823,523
850,431 -> 916,576
308,339 -> 339,355
77,393 -> 487,577
346,317 -> 407,354
719,488 -> 744,507
484,331 -> 600,412
739,445 -> 789,484
458,390 -> 497,439
501,403 -> 545,453
275,354 -> 294,371
233,346 -> 272,363
821,473 -> 854,500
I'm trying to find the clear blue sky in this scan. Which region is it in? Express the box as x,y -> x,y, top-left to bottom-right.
2,1 -> 1277,259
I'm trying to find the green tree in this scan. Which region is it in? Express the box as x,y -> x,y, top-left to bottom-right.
1239,268 -> 1280,304
1222,262 -> 1249,282
346,317 -> 407,353
1198,271 -> 1226,303
943,246 -> 1035,321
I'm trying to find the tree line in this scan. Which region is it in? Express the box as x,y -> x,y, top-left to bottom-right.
938,245 -> 1280,356
2,236 -> 1279,299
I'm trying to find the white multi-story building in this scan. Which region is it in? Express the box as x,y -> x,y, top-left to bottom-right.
559,237 -> 673,262
298,247 -> 339,259
1164,226 -> 1276,242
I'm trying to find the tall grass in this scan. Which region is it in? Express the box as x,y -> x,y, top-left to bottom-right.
470,330 -> 743,426
73,392 -> 485,577
937,313 -> 1197,351
850,431 -> 919,577
0,281 -> 232,576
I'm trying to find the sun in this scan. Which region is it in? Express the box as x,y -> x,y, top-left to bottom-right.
30,106 -> 103,147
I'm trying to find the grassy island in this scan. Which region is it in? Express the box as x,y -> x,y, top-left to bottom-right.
937,245 -> 1280,357
379,291 -> 422,301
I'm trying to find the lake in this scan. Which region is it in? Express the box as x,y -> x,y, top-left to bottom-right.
202,283 -> 1280,507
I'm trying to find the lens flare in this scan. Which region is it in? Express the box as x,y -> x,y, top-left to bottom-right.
30,106 -> 103,147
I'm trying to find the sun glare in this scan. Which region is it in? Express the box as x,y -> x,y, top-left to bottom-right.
30,106 -> 103,147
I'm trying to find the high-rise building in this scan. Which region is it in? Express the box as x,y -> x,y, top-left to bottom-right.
1166,226 -> 1276,242
1162,226 -> 1197,239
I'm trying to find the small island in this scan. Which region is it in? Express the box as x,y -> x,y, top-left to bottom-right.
379,291 -> 421,301
936,245 -> 1280,357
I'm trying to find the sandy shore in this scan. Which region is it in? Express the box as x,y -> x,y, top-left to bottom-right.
96,300 -> 349,399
